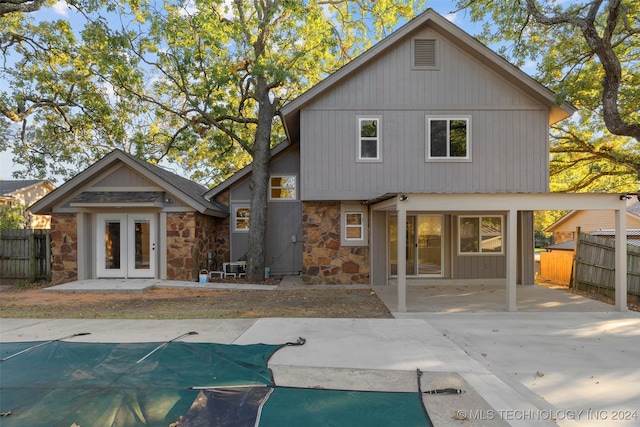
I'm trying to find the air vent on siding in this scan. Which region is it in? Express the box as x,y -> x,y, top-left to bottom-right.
412,39 -> 437,69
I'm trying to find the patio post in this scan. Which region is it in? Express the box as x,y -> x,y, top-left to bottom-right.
397,203 -> 407,312
614,207 -> 628,311
506,209 -> 518,312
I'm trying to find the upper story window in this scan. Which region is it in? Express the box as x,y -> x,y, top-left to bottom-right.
234,205 -> 250,232
269,175 -> 296,200
459,216 -> 503,255
426,116 -> 471,161
357,116 -> 381,162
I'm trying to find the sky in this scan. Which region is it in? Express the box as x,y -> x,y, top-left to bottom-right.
0,0 -> 537,182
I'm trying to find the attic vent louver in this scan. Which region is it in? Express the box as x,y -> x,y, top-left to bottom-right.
412,39 -> 437,69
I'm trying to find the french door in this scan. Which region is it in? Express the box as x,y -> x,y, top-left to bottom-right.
97,213 -> 156,278
389,214 -> 443,276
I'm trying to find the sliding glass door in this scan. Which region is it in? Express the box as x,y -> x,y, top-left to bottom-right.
389,215 -> 442,276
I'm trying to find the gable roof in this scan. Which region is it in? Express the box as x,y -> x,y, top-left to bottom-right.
279,8 -> 576,143
545,199 -> 640,232
204,139 -> 293,199
30,149 -> 227,216
0,180 -> 52,196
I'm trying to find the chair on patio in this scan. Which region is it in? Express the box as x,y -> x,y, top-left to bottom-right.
208,255 -> 225,280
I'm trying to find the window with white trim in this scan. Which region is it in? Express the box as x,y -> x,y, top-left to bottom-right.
340,202 -> 368,246
234,205 -> 250,232
459,216 -> 503,254
427,116 -> 471,160
269,175 -> 296,200
345,212 -> 364,240
357,116 -> 381,161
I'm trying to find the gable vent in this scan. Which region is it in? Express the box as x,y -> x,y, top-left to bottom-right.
413,39 -> 437,69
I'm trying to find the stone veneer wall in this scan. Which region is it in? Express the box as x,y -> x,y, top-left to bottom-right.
212,190 -> 231,262
50,214 -> 78,285
166,212 -> 199,281
167,211 -> 228,281
302,201 -> 369,284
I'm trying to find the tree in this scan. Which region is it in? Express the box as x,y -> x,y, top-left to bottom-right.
549,114 -> 639,192
0,204 -> 26,229
1,0 -> 168,182
80,0 -> 424,280
0,0 -> 49,16
458,0 -> 639,191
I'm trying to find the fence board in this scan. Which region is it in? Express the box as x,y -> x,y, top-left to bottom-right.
574,233 -> 640,303
0,229 -> 50,285
540,251 -> 574,283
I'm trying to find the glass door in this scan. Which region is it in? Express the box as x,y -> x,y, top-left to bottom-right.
97,214 -> 126,278
416,215 -> 442,275
127,214 -> 155,278
96,213 -> 156,278
389,214 -> 442,277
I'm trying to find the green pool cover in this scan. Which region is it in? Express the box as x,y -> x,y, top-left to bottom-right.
0,338 -> 433,426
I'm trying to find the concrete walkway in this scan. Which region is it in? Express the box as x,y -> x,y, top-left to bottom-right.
2,280 -> 639,426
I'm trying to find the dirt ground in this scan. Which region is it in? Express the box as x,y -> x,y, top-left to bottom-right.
0,284 -> 393,319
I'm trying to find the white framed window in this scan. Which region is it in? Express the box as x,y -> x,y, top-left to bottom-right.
341,202 -> 368,246
357,116 -> 381,161
233,205 -> 250,232
426,116 -> 471,161
269,175 -> 296,200
345,212 -> 364,241
459,216 -> 503,255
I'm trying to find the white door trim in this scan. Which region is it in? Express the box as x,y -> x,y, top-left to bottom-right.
96,213 -> 156,279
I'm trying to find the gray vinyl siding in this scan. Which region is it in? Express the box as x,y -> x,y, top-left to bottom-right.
519,211 -> 535,285
370,211 -> 387,285
229,147 -> 302,274
453,254 -> 506,279
266,202 -> 302,275
299,27 -> 550,201
91,165 -> 158,188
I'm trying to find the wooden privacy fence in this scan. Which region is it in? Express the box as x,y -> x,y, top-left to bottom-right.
573,233 -> 640,304
0,229 -> 51,285
540,251 -> 574,283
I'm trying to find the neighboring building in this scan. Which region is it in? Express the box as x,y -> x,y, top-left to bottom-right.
0,179 -> 55,229
31,9 -> 630,311
545,198 -> 640,244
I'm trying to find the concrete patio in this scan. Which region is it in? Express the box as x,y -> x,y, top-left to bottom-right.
2,279 -> 639,426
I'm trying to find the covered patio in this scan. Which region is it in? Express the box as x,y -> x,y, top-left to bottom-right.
371,193 -> 630,312
372,283 -> 617,313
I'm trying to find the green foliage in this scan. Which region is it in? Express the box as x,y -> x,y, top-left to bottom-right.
1,0 -> 425,185
550,114 -> 639,192
457,0 -> 640,192
0,205 -> 26,229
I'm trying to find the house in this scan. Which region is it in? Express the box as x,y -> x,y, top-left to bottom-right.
0,179 -> 55,229
29,150 -> 228,285
545,198 -> 640,244
31,9 -> 630,311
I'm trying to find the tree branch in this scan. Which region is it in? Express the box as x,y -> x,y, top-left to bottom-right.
0,0 -> 48,16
